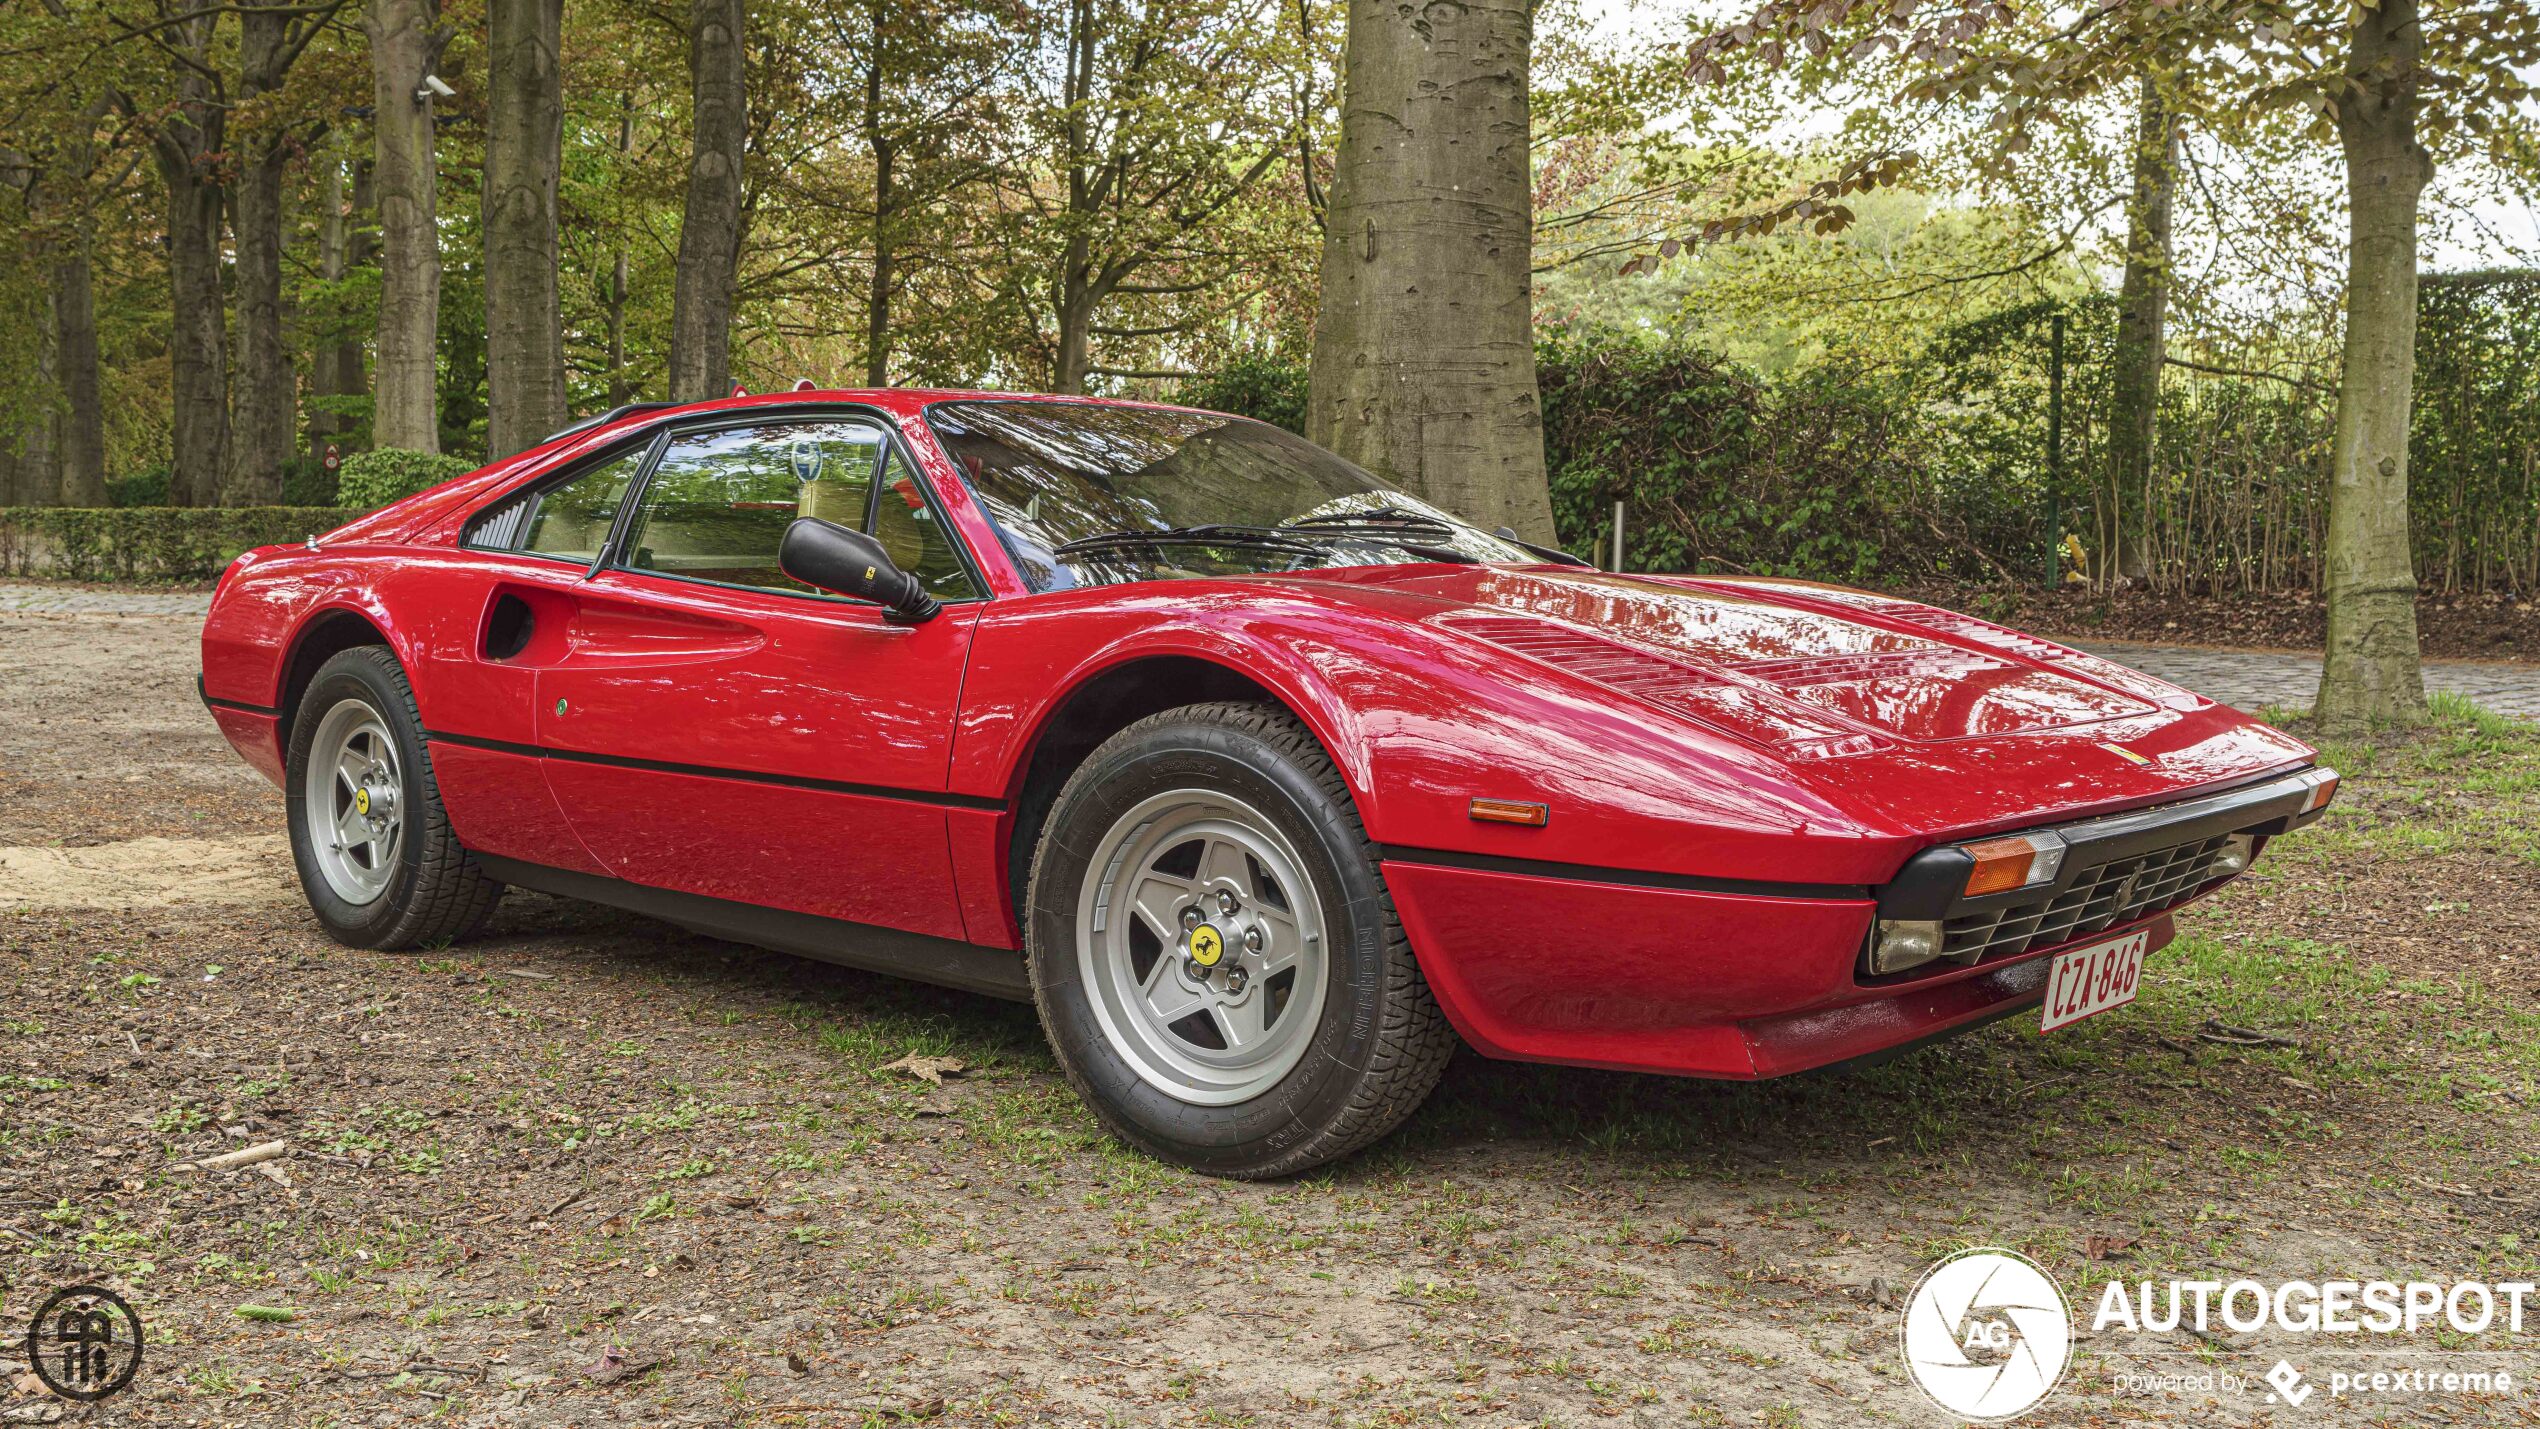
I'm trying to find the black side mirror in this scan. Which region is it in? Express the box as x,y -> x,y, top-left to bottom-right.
779,517 -> 941,623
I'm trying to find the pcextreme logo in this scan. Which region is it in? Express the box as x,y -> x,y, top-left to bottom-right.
1900,1248 -> 2073,1421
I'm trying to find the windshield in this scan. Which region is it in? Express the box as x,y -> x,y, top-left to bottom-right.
924,399 -> 1538,591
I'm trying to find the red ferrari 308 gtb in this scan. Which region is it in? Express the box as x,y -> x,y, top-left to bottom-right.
199,391 -> 2338,1176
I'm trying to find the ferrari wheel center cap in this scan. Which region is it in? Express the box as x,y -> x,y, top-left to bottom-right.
1187,923 -> 1226,968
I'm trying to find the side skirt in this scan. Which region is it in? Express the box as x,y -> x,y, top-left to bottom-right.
473,854 -> 1033,1002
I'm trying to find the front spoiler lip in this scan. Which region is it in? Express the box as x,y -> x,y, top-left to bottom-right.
1874,765 -> 2332,923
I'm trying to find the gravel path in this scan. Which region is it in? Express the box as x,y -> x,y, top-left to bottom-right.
2074,639 -> 2540,719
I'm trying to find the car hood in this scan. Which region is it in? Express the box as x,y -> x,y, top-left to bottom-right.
1307,566 -> 2192,748
1268,564 -> 2315,846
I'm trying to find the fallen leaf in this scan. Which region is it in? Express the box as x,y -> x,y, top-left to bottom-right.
786,1351 -> 810,1376
2085,1234 -> 2138,1261
583,1345 -> 659,1386
878,1053 -> 967,1086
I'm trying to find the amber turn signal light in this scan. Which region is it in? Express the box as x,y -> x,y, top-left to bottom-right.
1468,798 -> 1549,827
2302,770 -> 2338,813
1960,831 -> 2067,897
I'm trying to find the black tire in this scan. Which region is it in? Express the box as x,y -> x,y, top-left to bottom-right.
284,646 -> 503,950
1025,701 -> 1457,1178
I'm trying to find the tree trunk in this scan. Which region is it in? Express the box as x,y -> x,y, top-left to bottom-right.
2104,68 -> 2173,587
862,19 -> 894,390
158,144 -> 229,507
606,98 -> 634,408
313,156 -> 375,452
21,286 -> 61,504
226,6 -> 296,502
485,0 -> 568,458
2315,0 -> 2429,730
369,0 -> 444,454
50,235 -> 104,505
310,152 -> 348,451
1052,233 -> 1094,395
668,0 -> 746,402
1305,0 -> 1553,541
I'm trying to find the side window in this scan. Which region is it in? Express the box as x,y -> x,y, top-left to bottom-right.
872,449 -> 980,600
468,445 -> 647,561
618,421 -> 898,596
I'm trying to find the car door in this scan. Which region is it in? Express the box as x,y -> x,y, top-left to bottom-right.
418,433 -> 666,877
529,412 -> 991,941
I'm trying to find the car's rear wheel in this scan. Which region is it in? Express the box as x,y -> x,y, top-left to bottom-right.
285,646 -> 503,950
1026,701 -> 1457,1177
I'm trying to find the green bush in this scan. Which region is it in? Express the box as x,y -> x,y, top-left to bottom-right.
0,507 -> 359,582
1173,353 -> 1309,434
279,453 -> 339,506
106,468 -> 172,507
1538,337 -> 1917,580
337,447 -> 477,511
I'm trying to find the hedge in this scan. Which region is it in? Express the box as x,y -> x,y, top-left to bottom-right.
0,507 -> 359,583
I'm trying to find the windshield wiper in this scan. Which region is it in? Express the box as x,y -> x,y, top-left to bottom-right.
1493,526 -> 1594,567
1054,525 -> 1328,560
1284,504 -> 1454,533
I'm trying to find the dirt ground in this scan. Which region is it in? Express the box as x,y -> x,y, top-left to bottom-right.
3,604 -> 2535,1428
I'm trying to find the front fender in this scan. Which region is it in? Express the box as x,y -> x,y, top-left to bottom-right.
949,582 -> 1895,887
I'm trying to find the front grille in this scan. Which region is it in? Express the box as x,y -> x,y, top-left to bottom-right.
1942,833 -> 2235,963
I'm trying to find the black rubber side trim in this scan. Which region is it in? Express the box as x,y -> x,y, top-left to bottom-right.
1376,845 -> 1870,900
424,729 -> 1009,812
198,675 -> 278,717
474,853 -> 1031,1001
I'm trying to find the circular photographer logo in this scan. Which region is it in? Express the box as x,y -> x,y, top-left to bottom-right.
1900,1248 -> 2070,1421
24,1284 -> 144,1402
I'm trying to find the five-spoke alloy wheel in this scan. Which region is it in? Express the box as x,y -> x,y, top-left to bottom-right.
283,646 -> 502,950
1077,790 -> 1332,1106
1027,702 -> 1457,1178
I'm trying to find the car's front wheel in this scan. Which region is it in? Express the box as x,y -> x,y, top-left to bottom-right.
284,646 -> 503,950
1025,702 -> 1457,1177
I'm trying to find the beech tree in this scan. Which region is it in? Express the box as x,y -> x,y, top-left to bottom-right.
0,89 -> 109,506
1006,0 -> 1303,393
368,0 -> 449,453
2103,70 -> 2174,583
486,0 -> 569,456
82,0 -> 234,504
1306,0 -> 1555,540
831,0 -> 1015,386
228,0 -> 344,500
309,146 -> 375,452
668,0 -> 747,401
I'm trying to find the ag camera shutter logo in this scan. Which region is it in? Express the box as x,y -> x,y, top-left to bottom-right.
1901,1247 -> 2073,1420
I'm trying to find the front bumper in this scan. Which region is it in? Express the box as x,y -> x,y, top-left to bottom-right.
1386,766 -> 2328,1080
1868,767 -> 2335,976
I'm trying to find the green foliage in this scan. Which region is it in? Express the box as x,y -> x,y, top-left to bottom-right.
0,507 -> 356,582
1171,353 -> 1309,434
2413,271 -> 2540,594
279,455 -> 339,506
105,469 -> 172,507
337,448 -> 477,511
1537,336 -> 1916,580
